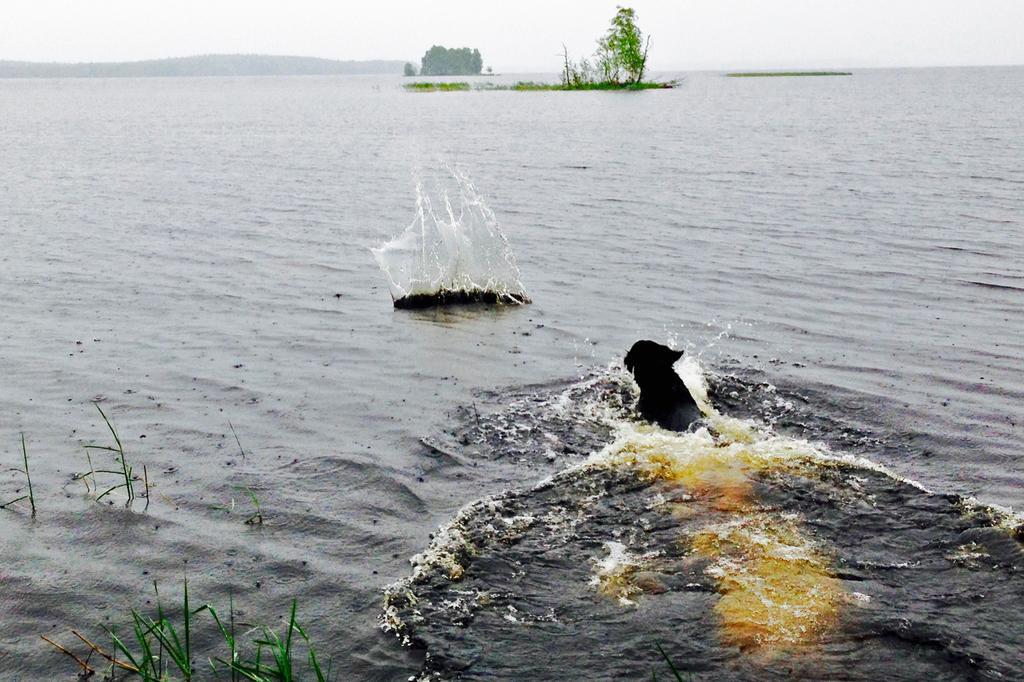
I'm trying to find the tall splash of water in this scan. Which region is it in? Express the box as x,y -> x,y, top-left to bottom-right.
371,170 -> 530,308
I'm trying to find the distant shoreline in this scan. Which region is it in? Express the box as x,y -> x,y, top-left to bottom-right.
726,71 -> 852,77
0,54 -> 405,79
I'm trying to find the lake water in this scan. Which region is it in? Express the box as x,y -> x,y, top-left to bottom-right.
1,68 -> 1022,680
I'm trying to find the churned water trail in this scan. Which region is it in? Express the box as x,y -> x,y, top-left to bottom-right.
382,361 -> 1024,680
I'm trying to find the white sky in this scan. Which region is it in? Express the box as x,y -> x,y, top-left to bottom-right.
3,1 -> 1023,71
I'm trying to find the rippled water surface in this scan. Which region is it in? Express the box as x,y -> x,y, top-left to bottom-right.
1,68 -> 1022,680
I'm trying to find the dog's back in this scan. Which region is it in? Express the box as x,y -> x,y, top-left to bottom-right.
624,340 -> 703,431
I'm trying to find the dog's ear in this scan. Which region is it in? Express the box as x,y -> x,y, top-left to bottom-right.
626,340 -> 683,372
658,346 -> 684,366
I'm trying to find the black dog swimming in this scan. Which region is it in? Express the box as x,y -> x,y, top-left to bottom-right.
624,340 -> 703,431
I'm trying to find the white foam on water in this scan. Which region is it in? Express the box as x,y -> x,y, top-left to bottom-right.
958,496 -> 1024,534
371,169 -> 529,303
590,541 -> 659,606
593,541 -> 632,574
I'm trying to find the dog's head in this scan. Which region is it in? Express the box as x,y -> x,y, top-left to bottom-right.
624,340 -> 685,378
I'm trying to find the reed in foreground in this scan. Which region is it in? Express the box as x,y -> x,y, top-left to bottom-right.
86,403 -> 137,503
84,403 -> 152,507
44,579 -> 334,681
1,433 -> 36,515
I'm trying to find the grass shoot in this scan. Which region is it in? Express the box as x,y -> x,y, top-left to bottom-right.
228,420 -> 246,459
1,433 -> 36,515
213,487 -> 265,526
243,488 -> 264,526
86,403 -> 138,505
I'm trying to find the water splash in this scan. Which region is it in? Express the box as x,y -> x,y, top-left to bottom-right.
371,170 -> 530,308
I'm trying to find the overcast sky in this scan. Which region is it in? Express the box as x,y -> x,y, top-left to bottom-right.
3,1 -> 1023,71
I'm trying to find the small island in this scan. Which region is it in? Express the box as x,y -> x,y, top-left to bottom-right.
404,7 -> 673,92
403,46 -> 485,77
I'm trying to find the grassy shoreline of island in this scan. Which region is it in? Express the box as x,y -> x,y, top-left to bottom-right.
404,80 -> 675,92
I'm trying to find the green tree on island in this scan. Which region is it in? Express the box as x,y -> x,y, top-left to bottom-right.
420,46 -> 483,76
599,7 -> 650,83
563,6 -> 655,88
403,62 -> 417,76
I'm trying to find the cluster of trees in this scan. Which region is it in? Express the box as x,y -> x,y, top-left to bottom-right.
417,46 -> 484,76
562,6 -> 650,87
402,6 -> 651,87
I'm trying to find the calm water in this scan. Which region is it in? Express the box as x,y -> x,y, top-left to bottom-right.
1,68 -> 1022,680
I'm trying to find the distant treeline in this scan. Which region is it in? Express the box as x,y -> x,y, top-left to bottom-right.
419,46 -> 483,76
0,54 -> 406,79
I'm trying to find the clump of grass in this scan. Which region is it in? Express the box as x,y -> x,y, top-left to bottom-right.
44,580 -> 334,681
85,403 -> 148,506
402,81 -> 470,91
213,487 -> 265,526
243,488 -> 264,526
726,71 -> 851,77
1,433 -> 37,516
213,600 -> 331,681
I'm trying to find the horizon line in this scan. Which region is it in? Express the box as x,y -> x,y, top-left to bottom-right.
1,53 -> 1022,72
